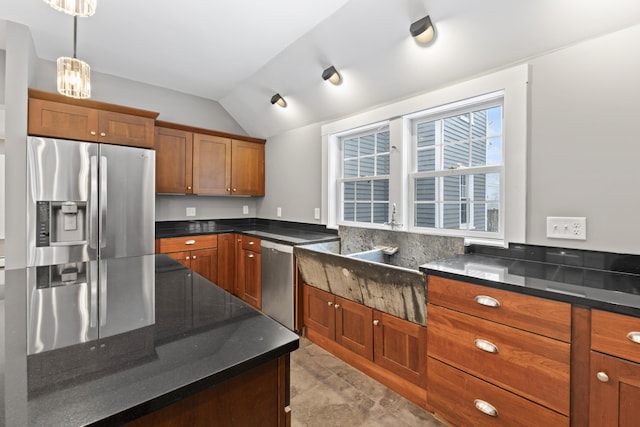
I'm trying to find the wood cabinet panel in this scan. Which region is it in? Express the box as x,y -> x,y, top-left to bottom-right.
242,235 -> 261,252
373,310 -> 426,388
592,310 -> 640,364
335,296 -> 373,360
231,140 -> 265,196
428,357 -> 569,427
167,251 -> 191,269
428,304 -> 570,415
155,127 -> 193,194
29,98 -> 98,141
303,284 -> 335,340
240,248 -> 261,309
193,134 -> 231,195
590,351 -> 640,427
190,248 -> 218,283
217,234 -> 236,294
97,110 -> 155,148
428,276 -> 571,341
157,235 -> 218,253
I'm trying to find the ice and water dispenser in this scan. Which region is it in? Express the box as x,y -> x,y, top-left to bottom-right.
36,201 -> 87,247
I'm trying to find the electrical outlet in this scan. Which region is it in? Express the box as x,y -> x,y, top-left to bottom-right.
186,207 -> 196,217
243,205 -> 249,215
276,207 -> 282,217
546,217 -> 586,240
314,208 -> 320,220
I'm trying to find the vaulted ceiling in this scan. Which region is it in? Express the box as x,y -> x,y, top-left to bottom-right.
3,0 -> 640,138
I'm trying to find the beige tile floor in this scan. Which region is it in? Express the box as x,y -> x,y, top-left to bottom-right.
290,337 -> 446,427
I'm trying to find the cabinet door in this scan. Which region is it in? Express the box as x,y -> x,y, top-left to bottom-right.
155,127 -> 193,194
590,352 -> 640,427
193,134 -> 231,195
217,234 -> 236,294
155,268 -> 193,341
335,296 -> 373,360
167,251 -> 192,269
373,310 -> 426,387
302,285 -> 335,340
241,249 -> 261,309
231,140 -> 265,196
234,236 -> 244,297
190,248 -> 218,284
28,98 -> 99,141
97,110 -> 155,148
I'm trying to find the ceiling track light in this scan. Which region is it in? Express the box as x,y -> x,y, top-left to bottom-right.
322,65 -> 342,85
43,0 -> 96,16
57,16 -> 91,99
270,93 -> 287,108
410,15 -> 435,45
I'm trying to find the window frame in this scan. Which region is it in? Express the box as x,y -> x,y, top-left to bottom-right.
321,64 -> 528,247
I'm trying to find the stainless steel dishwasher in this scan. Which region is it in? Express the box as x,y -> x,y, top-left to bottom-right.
260,240 -> 295,330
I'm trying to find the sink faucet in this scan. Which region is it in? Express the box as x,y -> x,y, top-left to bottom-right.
384,203 -> 402,229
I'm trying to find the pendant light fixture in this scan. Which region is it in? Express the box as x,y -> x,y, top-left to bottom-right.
57,16 -> 91,99
43,0 -> 96,17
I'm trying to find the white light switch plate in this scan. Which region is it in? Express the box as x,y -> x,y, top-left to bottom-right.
243,205 -> 249,215
186,207 -> 196,217
546,216 -> 586,240
276,207 -> 282,217
314,208 -> 320,220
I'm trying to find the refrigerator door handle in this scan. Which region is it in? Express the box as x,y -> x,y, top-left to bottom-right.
89,156 -> 99,249
99,260 -> 107,327
90,261 -> 98,328
100,156 -> 108,249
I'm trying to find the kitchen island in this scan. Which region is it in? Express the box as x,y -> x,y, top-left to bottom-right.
1,255 -> 299,426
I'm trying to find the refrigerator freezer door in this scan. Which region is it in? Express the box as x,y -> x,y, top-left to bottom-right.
27,137 -> 99,266
98,144 -> 155,260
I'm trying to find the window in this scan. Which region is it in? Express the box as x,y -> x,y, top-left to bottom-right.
322,64 -> 528,245
339,126 -> 390,225
410,99 -> 503,237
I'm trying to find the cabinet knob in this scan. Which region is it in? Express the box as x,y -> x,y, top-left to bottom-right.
334,304 -> 340,309
474,399 -> 498,417
90,131 -> 96,136
233,188 -> 237,192
373,319 -> 380,326
192,255 -> 197,259
249,241 -> 254,245
327,301 -> 333,307
187,186 -> 192,190
248,254 -> 254,258
227,188 -> 231,192
100,132 -> 106,137
627,331 -> 640,344
474,295 -> 501,308
596,371 -> 610,383
186,256 -> 190,260
474,339 -> 499,354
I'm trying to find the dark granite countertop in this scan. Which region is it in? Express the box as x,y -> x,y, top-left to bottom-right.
1,255 -> 299,426
420,244 -> 640,318
155,219 -> 340,246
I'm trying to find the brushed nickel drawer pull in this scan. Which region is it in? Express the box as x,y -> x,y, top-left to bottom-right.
596,371 -> 609,383
248,254 -> 254,258
248,241 -> 254,245
185,240 -> 196,245
475,295 -> 501,308
626,331 -> 640,344
474,339 -> 499,354
474,399 -> 498,417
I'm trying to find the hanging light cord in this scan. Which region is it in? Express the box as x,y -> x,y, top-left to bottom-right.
73,15 -> 78,59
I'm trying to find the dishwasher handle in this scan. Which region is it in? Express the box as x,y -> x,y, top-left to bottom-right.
260,240 -> 294,254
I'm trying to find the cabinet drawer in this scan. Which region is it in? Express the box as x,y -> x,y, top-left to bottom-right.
592,310 -> 640,364
242,236 -> 261,252
427,276 -> 571,341
427,304 -> 570,415
428,357 -> 569,427
158,235 -> 218,253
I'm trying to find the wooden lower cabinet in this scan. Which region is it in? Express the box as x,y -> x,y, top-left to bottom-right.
216,234 -> 237,294
302,284 -> 427,407
428,357 -> 568,427
590,352 -> 640,427
236,235 -> 261,309
157,235 -> 218,284
127,355 -> 291,427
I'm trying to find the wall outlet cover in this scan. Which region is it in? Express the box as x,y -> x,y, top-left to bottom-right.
243,205 -> 249,215
276,207 -> 282,217
314,208 -> 320,220
546,216 -> 586,240
186,207 -> 196,217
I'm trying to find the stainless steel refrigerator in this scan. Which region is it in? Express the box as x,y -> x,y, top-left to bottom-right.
25,136 -> 156,355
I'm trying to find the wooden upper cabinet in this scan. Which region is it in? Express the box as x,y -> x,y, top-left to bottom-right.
231,140 -> 265,196
28,89 -> 158,148
155,127 -> 193,194
193,134 -> 231,195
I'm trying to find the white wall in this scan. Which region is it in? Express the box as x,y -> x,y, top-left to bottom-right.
262,24 -> 640,254
256,123 -> 323,223
526,24 -> 640,253
156,195 -> 256,222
